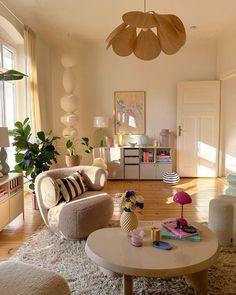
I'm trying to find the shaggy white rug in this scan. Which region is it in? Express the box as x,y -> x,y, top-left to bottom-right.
10,226 -> 236,295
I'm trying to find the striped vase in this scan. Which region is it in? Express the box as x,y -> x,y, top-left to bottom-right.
120,211 -> 138,233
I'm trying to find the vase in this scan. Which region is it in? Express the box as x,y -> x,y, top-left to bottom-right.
120,211 -> 138,233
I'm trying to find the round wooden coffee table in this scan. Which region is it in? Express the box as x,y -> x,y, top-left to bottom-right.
85,223 -> 219,295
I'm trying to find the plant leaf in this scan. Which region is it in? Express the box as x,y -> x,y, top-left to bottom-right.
37,131 -> 45,141
0,69 -> 27,81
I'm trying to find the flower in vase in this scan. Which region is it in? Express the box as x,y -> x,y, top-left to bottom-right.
117,190 -> 144,212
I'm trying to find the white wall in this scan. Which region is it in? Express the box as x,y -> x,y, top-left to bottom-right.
50,39 -> 217,167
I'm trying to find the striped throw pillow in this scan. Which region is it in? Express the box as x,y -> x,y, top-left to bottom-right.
56,172 -> 87,202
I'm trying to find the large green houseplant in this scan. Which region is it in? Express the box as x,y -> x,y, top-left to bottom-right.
10,118 -> 60,191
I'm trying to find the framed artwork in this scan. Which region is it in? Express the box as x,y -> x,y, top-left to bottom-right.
114,91 -> 145,134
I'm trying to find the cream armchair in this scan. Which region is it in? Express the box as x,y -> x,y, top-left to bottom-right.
35,166 -> 113,240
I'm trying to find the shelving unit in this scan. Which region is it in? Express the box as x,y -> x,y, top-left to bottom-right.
93,147 -> 175,180
140,147 -> 174,179
0,173 -> 24,231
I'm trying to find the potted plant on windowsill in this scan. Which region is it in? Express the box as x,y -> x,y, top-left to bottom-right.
65,137 -> 93,167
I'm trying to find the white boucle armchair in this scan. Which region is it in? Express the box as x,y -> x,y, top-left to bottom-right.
35,166 -> 114,240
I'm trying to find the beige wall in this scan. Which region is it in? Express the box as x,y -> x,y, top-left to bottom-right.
217,28 -> 236,175
36,37 -> 53,132
217,28 -> 236,79
49,39 -> 217,167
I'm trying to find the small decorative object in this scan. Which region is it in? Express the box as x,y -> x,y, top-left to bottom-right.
0,127 -> 10,176
117,190 -> 144,233
163,172 -> 180,185
160,129 -> 170,147
130,229 -> 145,247
173,191 -> 192,226
150,227 -> 161,241
0,164 -> 3,178
225,173 -> 236,196
152,240 -> 172,250
106,0 -> 186,61
128,142 -> 137,148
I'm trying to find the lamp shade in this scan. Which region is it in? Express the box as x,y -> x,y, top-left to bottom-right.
0,127 -> 10,147
93,116 -> 108,128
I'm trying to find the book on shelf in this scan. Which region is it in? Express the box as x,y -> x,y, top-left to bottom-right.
142,151 -> 154,163
161,219 -> 199,239
9,184 -> 21,193
161,226 -> 200,241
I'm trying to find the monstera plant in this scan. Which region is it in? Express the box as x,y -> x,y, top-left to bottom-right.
9,118 -> 60,191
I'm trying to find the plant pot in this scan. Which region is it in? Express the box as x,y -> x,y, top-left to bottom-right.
65,155 -> 80,167
32,192 -> 39,210
120,211 -> 138,233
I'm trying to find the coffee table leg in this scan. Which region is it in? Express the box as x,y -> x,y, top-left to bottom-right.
185,269 -> 208,295
123,275 -> 133,295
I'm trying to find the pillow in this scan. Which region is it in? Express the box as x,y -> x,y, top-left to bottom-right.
56,171 -> 87,202
41,177 -> 61,209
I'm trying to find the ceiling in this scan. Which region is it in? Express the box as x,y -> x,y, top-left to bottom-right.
1,0 -> 236,46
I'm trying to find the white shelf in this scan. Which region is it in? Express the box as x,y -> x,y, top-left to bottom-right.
93,147 -> 175,180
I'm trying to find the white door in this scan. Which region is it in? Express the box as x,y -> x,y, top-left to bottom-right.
177,81 -> 220,177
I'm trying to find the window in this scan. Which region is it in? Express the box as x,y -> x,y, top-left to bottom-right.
0,41 -> 17,169
0,41 -> 16,129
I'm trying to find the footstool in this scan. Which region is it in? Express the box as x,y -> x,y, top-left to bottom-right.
208,195 -> 236,246
0,261 -> 70,295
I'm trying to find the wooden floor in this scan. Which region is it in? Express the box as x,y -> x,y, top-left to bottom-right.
0,177 -> 227,261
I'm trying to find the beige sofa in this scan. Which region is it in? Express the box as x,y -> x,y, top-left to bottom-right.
35,166 -> 114,240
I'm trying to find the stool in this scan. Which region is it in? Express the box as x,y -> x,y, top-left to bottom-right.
208,195 -> 236,246
0,261 -> 70,295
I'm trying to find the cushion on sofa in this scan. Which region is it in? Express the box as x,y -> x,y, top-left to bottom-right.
56,171 -> 87,202
40,177 -> 61,209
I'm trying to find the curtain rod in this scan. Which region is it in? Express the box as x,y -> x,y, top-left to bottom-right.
0,1 -> 24,26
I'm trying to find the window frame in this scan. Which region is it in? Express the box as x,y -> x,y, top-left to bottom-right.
0,38 -> 17,128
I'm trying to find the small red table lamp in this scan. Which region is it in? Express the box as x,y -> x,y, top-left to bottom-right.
173,191 -> 192,226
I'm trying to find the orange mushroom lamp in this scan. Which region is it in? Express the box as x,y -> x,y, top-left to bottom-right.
173,191 -> 192,226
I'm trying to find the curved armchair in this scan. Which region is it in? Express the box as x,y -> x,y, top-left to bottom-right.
35,166 -> 113,240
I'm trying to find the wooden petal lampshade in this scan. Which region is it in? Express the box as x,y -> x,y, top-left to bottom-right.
106,11 -> 186,61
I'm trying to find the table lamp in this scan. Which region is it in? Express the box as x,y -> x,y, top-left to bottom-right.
0,127 -> 10,176
93,116 -> 108,147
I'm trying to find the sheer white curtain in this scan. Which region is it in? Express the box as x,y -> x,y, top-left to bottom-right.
24,25 -> 41,134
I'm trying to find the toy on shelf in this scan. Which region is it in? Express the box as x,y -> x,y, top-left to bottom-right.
173,191 -> 192,226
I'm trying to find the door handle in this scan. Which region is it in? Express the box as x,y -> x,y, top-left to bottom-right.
178,126 -> 183,136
